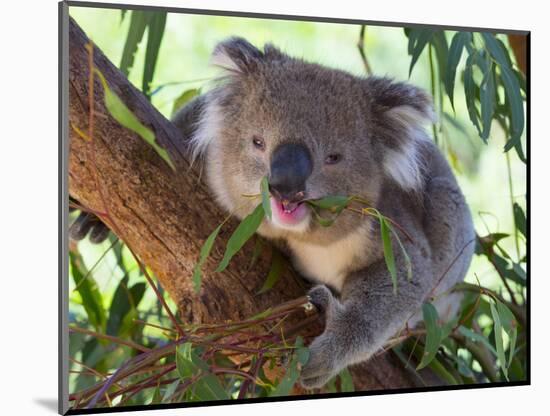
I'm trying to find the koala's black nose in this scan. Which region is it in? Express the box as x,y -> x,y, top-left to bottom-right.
269,143 -> 312,201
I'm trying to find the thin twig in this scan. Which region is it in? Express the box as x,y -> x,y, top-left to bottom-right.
357,25 -> 373,75
69,325 -> 151,353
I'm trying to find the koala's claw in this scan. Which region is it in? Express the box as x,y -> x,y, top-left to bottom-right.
69,212 -> 110,244
307,285 -> 334,314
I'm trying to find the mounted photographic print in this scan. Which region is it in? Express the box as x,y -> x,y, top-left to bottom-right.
59,1 -> 529,414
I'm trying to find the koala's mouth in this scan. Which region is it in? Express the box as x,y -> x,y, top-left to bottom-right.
270,197 -> 309,227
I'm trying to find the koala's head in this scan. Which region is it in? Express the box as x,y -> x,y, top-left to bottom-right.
188,37 -> 434,242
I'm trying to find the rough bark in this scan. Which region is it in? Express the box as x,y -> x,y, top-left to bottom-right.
68,17 -> 423,392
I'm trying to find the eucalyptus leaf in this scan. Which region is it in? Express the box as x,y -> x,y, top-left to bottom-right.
490,302 -> 508,380
94,69 -> 175,170
306,195 -> 351,212
480,61 -> 496,141
445,32 -> 470,108
417,303 -> 442,370
408,29 -> 434,76
216,203 -> 265,272
338,368 -> 355,392
119,11 -> 148,77
70,253 -> 106,332
458,325 -> 497,356
513,202 -> 526,237
269,337 -> 309,396
431,31 -> 449,84
194,374 -> 229,401
142,12 -> 167,98
464,53 -> 481,136
193,224 -> 222,293
171,89 -> 200,117
106,276 -> 146,336
481,33 -> 513,69
176,342 -> 196,380
500,65 -> 525,153
257,249 -> 285,294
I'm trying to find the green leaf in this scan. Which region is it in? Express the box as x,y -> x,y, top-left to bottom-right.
495,300 -> 517,333
248,237 -> 264,270
458,325 -> 497,356
257,249 -> 285,294
445,32 -> 470,108
511,262 -> 526,282
426,356 -> 459,385
481,33 -> 513,69
464,53 -> 481,136
142,12 -> 167,98
194,374 -> 229,401
431,31 -> 448,85
150,383 -> 162,404
70,253 -> 106,332
440,316 -> 459,341
307,195 -> 351,227
417,303 -> 442,370
391,227 -> 412,281
513,202 -> 526,237
162,379 -> 180,403
216,204 -> 265,272
119,11 -> 148,77
171,88 -> 200,117
176,342 -> 196,380
500,65 -> 525,153
480,61 -> 496,141
408,29 -> 434,76
260,176 -> 272,220
490,302 -> 508,380
269,337 -> 309,396
94,69 -> 176,170
310,208 -> 337,227
106,276 -> 146,336
380,217 -> 397,295
507,327 -> 518,370
338,368 -> 355,392
306,195 -> 351,212
177,343 -> 229,401
193,224 -> 222,293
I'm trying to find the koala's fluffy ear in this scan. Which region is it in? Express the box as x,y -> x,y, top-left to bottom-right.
211,37 -> 265,74
367,77 -> 435,191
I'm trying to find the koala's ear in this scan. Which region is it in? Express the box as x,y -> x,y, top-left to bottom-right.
211,37 -> 265,74
367,77 -> 435,191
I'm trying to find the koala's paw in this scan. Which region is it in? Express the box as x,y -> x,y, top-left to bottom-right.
301,285 -> 346,389
299,333 -> 342,389
69,212 -> 110,244
307,285 -> 337,316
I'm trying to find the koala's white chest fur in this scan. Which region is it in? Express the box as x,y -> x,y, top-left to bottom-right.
286,227 -> 370,292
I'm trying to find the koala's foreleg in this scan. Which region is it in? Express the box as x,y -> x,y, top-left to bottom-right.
299,246 -> 433,389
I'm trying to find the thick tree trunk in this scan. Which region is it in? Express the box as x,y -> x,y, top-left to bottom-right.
68,17 -> 423,392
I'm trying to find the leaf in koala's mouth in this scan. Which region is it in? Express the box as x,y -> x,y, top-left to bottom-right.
306,196 -> 352,213
305,195 -> 352,227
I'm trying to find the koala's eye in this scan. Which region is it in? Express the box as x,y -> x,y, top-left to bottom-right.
252,136 -> 265,151
325,153 -> 342,165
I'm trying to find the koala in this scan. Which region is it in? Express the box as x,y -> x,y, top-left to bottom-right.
172,37 -> 475,389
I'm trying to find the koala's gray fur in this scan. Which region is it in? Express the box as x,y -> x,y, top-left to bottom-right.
172,37 -> 475,388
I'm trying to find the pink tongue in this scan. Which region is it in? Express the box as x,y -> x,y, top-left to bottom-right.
270,198 -> 308,225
